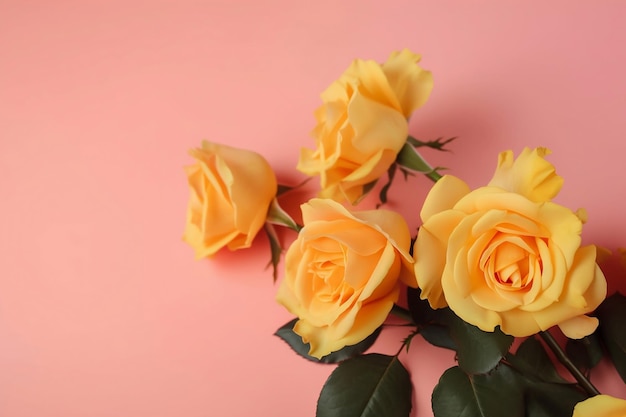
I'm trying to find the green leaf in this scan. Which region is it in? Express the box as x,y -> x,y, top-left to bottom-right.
317,354 -> 412,417
522,380 -> 586,417
407,288 -> 512,367
565,334 -> 603,376
432,365 -> 524,417
502,359 -> 587,417
443,309 -> 514,375
419,324 -> 457,351
406,287 -> 438,326
507,337 -> 568,384
274,319 -> 382,364
406,288 -> 457,350
596,292 -> 626,383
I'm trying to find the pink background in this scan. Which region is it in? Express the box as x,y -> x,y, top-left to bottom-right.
2,1 -> 626,416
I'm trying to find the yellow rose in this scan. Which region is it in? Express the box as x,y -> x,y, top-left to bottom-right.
573,395 -> 626,417
413,148 -> 607,338
297,49 -> 433,204
182,141 -> 277,258
276,198 -> 416,358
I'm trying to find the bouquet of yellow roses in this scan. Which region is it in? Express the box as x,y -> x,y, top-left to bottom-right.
183,50 -> 626,417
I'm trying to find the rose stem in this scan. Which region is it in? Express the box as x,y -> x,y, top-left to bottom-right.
539,331 -> 600,397
390,304 -> 415,324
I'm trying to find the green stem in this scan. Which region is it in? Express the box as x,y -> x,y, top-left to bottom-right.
390,304 -> 415,325
539,331 -> 600,397
425,170 -> 443,182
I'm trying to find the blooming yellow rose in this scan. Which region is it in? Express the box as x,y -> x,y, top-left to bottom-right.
413,148 -> 607,338
573,395 -> 626,417
182,141 -> 277,258
276,198 -> 416,358
297,49 -> 433,204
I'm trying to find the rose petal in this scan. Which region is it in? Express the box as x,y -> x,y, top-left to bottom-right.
488,147 -> 564,202
573,395 -> 626,417
382,49 -> 434,118
420,175 -> 471,222
415,210 -> 466,308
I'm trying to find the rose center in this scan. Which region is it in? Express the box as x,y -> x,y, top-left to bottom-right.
309,249 -> 353,304
482,235 -> 540,291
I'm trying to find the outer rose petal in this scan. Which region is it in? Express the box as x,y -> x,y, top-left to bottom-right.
573,395 -> 626,417
414,210 -> 466,308
420,175 -> 471,222
381,49 -> 434,118
488,147 -> 564,202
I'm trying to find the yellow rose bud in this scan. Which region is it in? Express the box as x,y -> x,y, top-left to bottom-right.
182,141 -> 277,258
413,148 -> 607,338
298,49 -> 433,204
573,395 -> 626,417
276,198 -> 416,358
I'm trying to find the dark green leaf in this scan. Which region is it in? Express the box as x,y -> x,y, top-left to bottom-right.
507,337 -> 568,384
500,342 -> 588,417
406,287 -> 438,326
407,288 -> 512,369
596,292 -> 626,383
406,288 -> 457,350
274,319 -> 382,364
419,325 -> 457,351
522,380 -> 586,417
443,310 -> 514,375
317,354 -> 412,417
565,334 -> 603,376
432,365 -> 524,417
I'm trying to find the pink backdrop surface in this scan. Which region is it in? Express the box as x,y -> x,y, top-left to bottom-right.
2,1 -> 626,416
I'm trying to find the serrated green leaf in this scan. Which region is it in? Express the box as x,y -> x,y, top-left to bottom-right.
565,334 -> 603,376
432,365 -> 524,417
522,380 -> 586,417
442,309 -> 514,375
317,354 -> 412,417
502,360 -> 587,417
596,292 -> 626,383
419,325 -> 457,351
507,337 -> 568,384
407,288 -> 512,365
274,319 -> 382,364
406,288 -> 457,350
